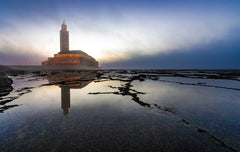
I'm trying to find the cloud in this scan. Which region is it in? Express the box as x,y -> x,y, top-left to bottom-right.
101,29 -> 240,69
0,46 -> 45,65
0,0 -> 239,65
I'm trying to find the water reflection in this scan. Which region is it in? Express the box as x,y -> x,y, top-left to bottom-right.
61,86 -> 70,115
1,70 -> 240,151
45,71 -> 97,115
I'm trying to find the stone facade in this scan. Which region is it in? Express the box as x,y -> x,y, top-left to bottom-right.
42,50 -> 98,66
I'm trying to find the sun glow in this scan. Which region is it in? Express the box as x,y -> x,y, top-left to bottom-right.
0,1 -> 239,65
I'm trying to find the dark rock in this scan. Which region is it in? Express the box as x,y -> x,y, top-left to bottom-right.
0,73 -> 13,97
0,74 -> 12,87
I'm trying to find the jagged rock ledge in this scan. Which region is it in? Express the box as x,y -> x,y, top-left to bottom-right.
0,73 -> 13,97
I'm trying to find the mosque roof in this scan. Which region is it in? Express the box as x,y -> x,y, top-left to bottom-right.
59,50 -> 94,59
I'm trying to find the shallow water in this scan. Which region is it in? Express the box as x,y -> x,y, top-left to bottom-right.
0,70 -> 240,152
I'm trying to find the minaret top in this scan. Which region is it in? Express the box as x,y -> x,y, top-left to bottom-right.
61,20 -> 67,31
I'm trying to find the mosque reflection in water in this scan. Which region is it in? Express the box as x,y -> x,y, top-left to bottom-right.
45,71 -> 97,116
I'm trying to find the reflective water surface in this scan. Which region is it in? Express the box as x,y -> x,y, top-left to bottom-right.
0,70 -> 240,152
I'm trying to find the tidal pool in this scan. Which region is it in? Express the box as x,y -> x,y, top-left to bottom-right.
0,70 -> 240,152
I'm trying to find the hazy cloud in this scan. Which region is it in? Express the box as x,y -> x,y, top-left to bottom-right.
101,29 -> 240,69
0,45 -> 46,65
0,0 -> 239,66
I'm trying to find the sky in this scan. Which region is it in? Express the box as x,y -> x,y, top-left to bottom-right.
0,0 -> 240,69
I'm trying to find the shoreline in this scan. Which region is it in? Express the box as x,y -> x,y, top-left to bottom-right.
6,65 -> 100,72
4,65 -> 240,72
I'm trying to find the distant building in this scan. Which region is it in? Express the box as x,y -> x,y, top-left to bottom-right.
42,21 -> 99,67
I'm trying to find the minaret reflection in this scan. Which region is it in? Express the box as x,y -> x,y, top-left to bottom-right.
45,71 -> 97,116
61,86 -> 70,116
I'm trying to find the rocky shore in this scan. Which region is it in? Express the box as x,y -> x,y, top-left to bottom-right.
0,73 -> 13,97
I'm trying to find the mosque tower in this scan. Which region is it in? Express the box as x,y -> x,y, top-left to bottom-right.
60,20 -> 69,53
42,20 -> 99,67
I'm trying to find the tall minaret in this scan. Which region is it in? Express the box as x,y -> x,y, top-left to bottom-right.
60,20 -> 69,53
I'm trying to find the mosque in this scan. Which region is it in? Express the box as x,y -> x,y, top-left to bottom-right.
42,21 -> 99,67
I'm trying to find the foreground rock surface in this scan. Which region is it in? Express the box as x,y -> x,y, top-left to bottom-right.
0,73 -> 13,96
